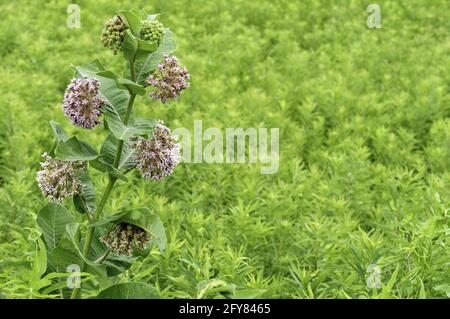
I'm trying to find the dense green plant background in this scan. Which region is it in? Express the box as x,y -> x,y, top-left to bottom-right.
0,0 -> 449,298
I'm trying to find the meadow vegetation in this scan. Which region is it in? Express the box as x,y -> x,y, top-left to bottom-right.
0,0 -> 448,298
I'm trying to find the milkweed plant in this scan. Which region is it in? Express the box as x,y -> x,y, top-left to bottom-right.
34,10 -> 189,299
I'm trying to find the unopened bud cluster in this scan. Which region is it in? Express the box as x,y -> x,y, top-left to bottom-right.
36,153 -> 86,202
101,16 -> 128,54
141,20 -> 164,46
100,223 -> 151,256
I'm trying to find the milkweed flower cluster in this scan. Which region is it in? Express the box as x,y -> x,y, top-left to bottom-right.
147,55 -> 190,103
63,77 -> 105,129
131,121 -> 181,180
36,153 -> 86,202
101,16 -> 128,54
100,223 -> 151,256
141,20 -> 164,46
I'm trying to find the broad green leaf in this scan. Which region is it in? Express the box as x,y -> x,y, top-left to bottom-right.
74,62 -> 130,118
136,39 -> 159,59
90,158 -> 129,182
96,282 -> 159,299
122,30 -> 138,61
62,223 -> 107,280
55,136 -> 99,161
50,121 -> 68,142
73,171 -> 96,214
75,59 -> 105,73
118,78 -> 145,96
49,121 -> 68,156
104,105 -> 155,141
135,28 -> 176,85
100,133 -> 136,171
47,244 -> 108,288
119,10 -> 142,36
37,203 -> 75,251
122,29 -> 158,61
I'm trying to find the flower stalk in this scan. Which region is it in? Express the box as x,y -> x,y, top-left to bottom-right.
70,58 -> 138,299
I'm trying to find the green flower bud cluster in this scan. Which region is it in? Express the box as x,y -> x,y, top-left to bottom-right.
101,16 -> 128,54
141,20 -> 164,46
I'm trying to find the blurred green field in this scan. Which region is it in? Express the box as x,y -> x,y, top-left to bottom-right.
0,0 -> 449,298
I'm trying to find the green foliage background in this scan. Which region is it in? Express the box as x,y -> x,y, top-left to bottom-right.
0,0 -> 449,298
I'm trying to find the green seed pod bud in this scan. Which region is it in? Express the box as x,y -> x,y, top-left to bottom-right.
141,20 -> 164,46
101,16 -> 128,55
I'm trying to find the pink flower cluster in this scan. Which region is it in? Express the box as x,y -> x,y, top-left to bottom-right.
147,55 -> 190,103
131,121 -> 180,180
63,77 -> 104,129
36,153 -> 86,202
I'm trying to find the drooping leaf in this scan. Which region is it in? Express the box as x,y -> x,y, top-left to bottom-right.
55,136 -> 99,161
119,10 -> 142,36
96,282 -> 159,299
117,78 -> 145,96
90,158 -> 129,182
47,243 -> 108,287
136,39 -> 159,59
73,170 -> 96,214
65,223 -> 109,283
76,59 -> 105,73
37,203 -> 75,251
122,30 -> 139,61
135,28 -> 176,85
103,104 -> 155,141
50,121 -> 68,142
100,133 -> 136,172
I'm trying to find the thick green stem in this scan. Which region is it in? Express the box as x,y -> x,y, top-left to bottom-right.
70,58 -> 137,299
113,93 -> 135,168
70,178 -> 116,299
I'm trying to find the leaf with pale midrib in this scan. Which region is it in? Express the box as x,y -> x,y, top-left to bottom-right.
37,203 -> 75,251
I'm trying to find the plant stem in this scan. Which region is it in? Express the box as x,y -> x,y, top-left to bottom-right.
70,58 -> 137,299
70,178 -> 116,299
112,58 -> 136,168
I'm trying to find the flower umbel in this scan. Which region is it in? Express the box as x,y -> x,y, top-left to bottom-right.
131,121 -> 181,180
36,153 -> 86,202
147,55 -> 190,103
141,20 -> 164,46
100,223 -> 151,256
63,77 -> 105,129
101,15 -> 128,54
